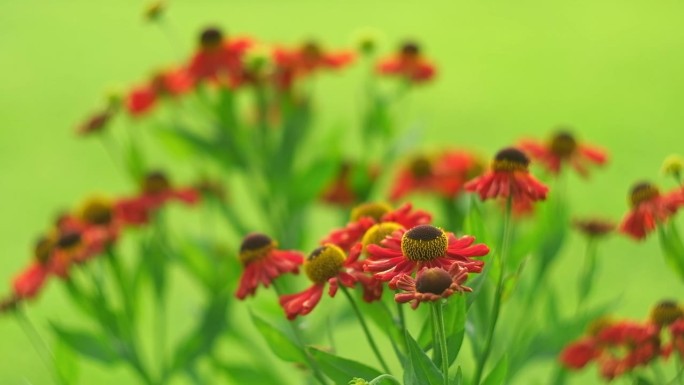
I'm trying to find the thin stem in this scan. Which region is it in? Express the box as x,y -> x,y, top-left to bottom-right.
339,286 -> 392,374
272,282 -> 330,385
15,310 -> 61,385
369,374 -> 402,385
155,298 -> 168,383
472,197 -> 513,385
432,302 -> 449,385
576,238 -> 598,314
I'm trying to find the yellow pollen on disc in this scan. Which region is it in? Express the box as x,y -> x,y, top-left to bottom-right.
361,222 -> 403,253
304,244 -> 346,284
350,202 -> 393,222
239,233 -> 276,265
549,131 -> 577,158
629,182 -> 660,207
400,225 -> 448,262
80,197 -> 114,226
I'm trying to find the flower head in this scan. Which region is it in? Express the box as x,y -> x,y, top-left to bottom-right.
394,264 -> 471,308
464,147 -> 548,205
619,181 -> 684,240
662,154 -> 684,181
519,130 -> 608,177
272,41 -> 354,91
560,339 -> 600,370
187,27 -> 254,83
376,41 -> 436,83
321,202 -> 431,251
650,300 -> 683,328
279,243 -> 380,320
125,68 -> 194,116
365,224 -> 488,289
390,150 -> 482,201
572,218 -> 615,238
235,233 -> 304,300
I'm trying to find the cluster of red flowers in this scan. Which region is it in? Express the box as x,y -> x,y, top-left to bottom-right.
4,172 -> 200,305
561,301 -> 684,381
234,201 -> 489,319
77,27 -> 438,132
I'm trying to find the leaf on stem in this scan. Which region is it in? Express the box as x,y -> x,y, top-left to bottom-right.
403,330 -> 443,385
307,347 -> 384,383
249,311 -> 306,364
481,355 -> 507,385
50,323 -> 121,365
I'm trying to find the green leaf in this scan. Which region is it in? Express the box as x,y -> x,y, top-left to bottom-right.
450,366 -> 463,385
482,355 -> 508,385
124,139 -> 146,181
463,198 -> 491,245
439,296 -> 466,368
292,157 -> 339,206
307,347 -> 384,383
212,359 -> 280,384
170,293 -> 230,372
404,330 -> 443,385
152,124 -> 218,159
51,323 -> 120,365
249,311 -> 306,364
54,335 -> 80,384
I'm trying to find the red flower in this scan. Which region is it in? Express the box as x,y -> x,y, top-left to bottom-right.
271,41 -> 354,91
376,41 -> 436,83
464,147 -> 548,205
114,171 -> 200,226
235,233 -> 304,300
619,182 -> 684,240
573,218 -> 615,238
279,244 -> 378,320
669,318 -> 684,356
125,68 -> 194,116
13,263 -> 50,299
559,339 -> 600,370
394,265 -> 471,309
321,202 -> 431,251
365,224 -> 489,289
320,162 -> 379,206
187,27 -> 253,83
519,131 -> 608,177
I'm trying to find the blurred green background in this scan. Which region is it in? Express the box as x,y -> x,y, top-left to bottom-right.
2,0 -> 684,383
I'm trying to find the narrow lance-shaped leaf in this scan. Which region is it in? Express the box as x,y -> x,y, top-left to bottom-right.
307,347 -> 384,383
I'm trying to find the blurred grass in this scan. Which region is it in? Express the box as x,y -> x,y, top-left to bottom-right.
2,0 -> 684,383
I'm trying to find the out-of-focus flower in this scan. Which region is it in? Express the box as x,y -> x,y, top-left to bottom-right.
125,68 -> 194,116
662,154 -> 684,182
144,1 -> 165,21
320,162 -> 379,207
619,182 -> 684,240
187,27 -> 254,83
572,218 -> 615,238
519,130 -> 607,177
365,224 -> 488,288
464,147 -> 548,207
115,171 -> 200,225
321,202 -> 431,252
559,339 -> 600,370
650,300 -> 683,328
390,150 -> 482,201
376,41 -> 436,83
235,233 -> 304,300
272,41 -> 354,90
279,243 -> 379,320
394,264 -> 471,309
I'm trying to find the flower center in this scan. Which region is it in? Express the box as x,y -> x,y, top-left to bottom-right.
34,235 -> 55,264
651,300 -> 683,327
416,268 -> 452,295
400,41 -> 420,59
304,244 -> 346,284
301,41 -> 322,62
351,202 -> 392,222
492,147 -> 529,172
409,155 -> 433,178
549,131 -> 577,158
239,233 -> 276,265
361,222 -> 403,251
80,197 -> 114,226
200,27 -> 223,50
586,317 -> 614,336
629,182 -> 660,207
401,225 -> 448,261
143,171 -> 171,195
56,231 -> 82,251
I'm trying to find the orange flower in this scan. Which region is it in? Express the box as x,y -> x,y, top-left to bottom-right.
376,41 -> 436,83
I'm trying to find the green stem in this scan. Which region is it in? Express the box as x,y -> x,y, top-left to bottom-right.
155,297 -> 167,384
576,238 -> 598,314
15,309 -> 62,385
369,374 -> 402,385
432,302 -> 449,385
472,197 -> 513,385
272,282 -> 330,385
340,286 -> 392,374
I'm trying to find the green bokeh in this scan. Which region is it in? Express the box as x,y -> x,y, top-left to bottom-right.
2,0 -> 683,383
